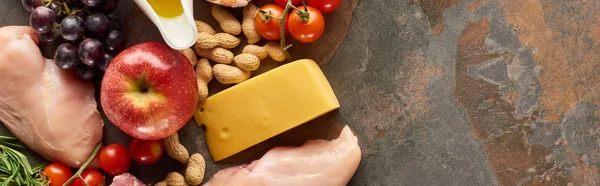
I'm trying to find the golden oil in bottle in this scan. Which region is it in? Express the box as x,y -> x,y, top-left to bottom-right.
147,0 -> 184,18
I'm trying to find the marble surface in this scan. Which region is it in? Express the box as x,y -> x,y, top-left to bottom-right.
2,0 -> 600,185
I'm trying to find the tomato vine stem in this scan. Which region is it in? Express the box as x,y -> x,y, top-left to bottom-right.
279,0 -> 296,60
289,4 -> 310,22
61,143 -> 102,186
258,10 -> 281,22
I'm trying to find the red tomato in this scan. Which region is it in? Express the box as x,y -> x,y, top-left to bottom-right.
73,169 -> 104,186
98,144 -> 131,176
43,163 -> 74,186
307,0 -> 342,14
274,0 -> 301,7
129,138 -> 164,165
288,6 -> 325,43
255,4 -> 289,40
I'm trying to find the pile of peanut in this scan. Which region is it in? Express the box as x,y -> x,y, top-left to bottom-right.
160,4 -> 290,185
156,133 -> 206,186
178,3 -> 286,103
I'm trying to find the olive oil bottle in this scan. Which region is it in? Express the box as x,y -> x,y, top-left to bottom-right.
147,0 -> 184,18
134,0 -> 198,49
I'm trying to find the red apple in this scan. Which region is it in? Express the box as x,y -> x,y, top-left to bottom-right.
100,42 -> 198,140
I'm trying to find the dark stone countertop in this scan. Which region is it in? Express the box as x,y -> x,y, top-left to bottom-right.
2,0 -> 600,185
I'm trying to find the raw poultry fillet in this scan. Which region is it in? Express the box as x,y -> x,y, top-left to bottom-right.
203,125 -> 362,186
206,0 -> 250,7
0,26 -> 103,168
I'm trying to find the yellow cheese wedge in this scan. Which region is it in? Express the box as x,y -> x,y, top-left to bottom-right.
194,59 -> 340,161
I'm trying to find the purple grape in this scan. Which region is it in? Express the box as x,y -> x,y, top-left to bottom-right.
92,0 -> 119,13
106,14 -> 121,30
30,7 -> 55,34
74,63 -> 97,81
39,28 -> 61,43
54,43 -> 80,70
103,30 -> 125,55
59,15 -> 84,41
99,53 -> 114,71
78,38 -> 104,67
81,0 -> 102,7
86,13 -> 109,37
21,0 -> 43,12
48,2 -> 60,15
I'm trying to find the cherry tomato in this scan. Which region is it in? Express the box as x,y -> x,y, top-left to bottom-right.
43,163 -> 74,186
255,4 -> 289,40
98,144 -> 131,176
129,138 -> 164,165
288,6 -> 325,43
73,169 -> 104,186
274,0 -> 301,7
307,0 -> 342,14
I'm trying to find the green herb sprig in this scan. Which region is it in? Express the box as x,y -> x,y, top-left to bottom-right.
0,136 -> 47,186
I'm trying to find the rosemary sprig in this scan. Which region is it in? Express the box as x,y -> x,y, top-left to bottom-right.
0,136 -> 25,149
0,136 -> 46,186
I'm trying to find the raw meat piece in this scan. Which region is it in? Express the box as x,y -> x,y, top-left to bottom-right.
110,173 -> 147,186
206,0 -> 250,7
204,125 -> 362,186
0,26 -> 103,168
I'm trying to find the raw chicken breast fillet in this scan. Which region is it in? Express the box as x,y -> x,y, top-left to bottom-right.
204,125 -> 362,186
0,26 -> 103,168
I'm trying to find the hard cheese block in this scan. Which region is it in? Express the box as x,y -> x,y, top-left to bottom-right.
195,59 -> 340,161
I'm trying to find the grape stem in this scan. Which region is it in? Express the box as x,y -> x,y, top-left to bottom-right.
71,8 -> 84,16
62,2 -> 71,14
43,1 -> 52,7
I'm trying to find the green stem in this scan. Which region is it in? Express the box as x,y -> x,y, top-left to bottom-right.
262,13 -> 282,21
43,0 -> 52,7
1,142 -> 25,150
0,136 -> 16,140
288,4 -> 309,22
279,0 -> 294,60
289,4 -> 301,11
61,143 -> 102,186
62,2 -> 71,14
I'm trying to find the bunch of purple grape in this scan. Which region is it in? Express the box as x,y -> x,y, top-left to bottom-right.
23,0 -> 123,81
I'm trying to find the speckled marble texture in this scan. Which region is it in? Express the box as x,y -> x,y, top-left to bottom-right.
2,0 -> 600,185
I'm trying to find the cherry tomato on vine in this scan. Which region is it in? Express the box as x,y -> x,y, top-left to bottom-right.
98,144 -> 131,176
42,163 -> 74,186
255,4 -> 289,40
274,0 -> 301,7
307,0 -> 342,14
73,169 -> 104,186
129,138 -> 164,165
288,6 -> 325,43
